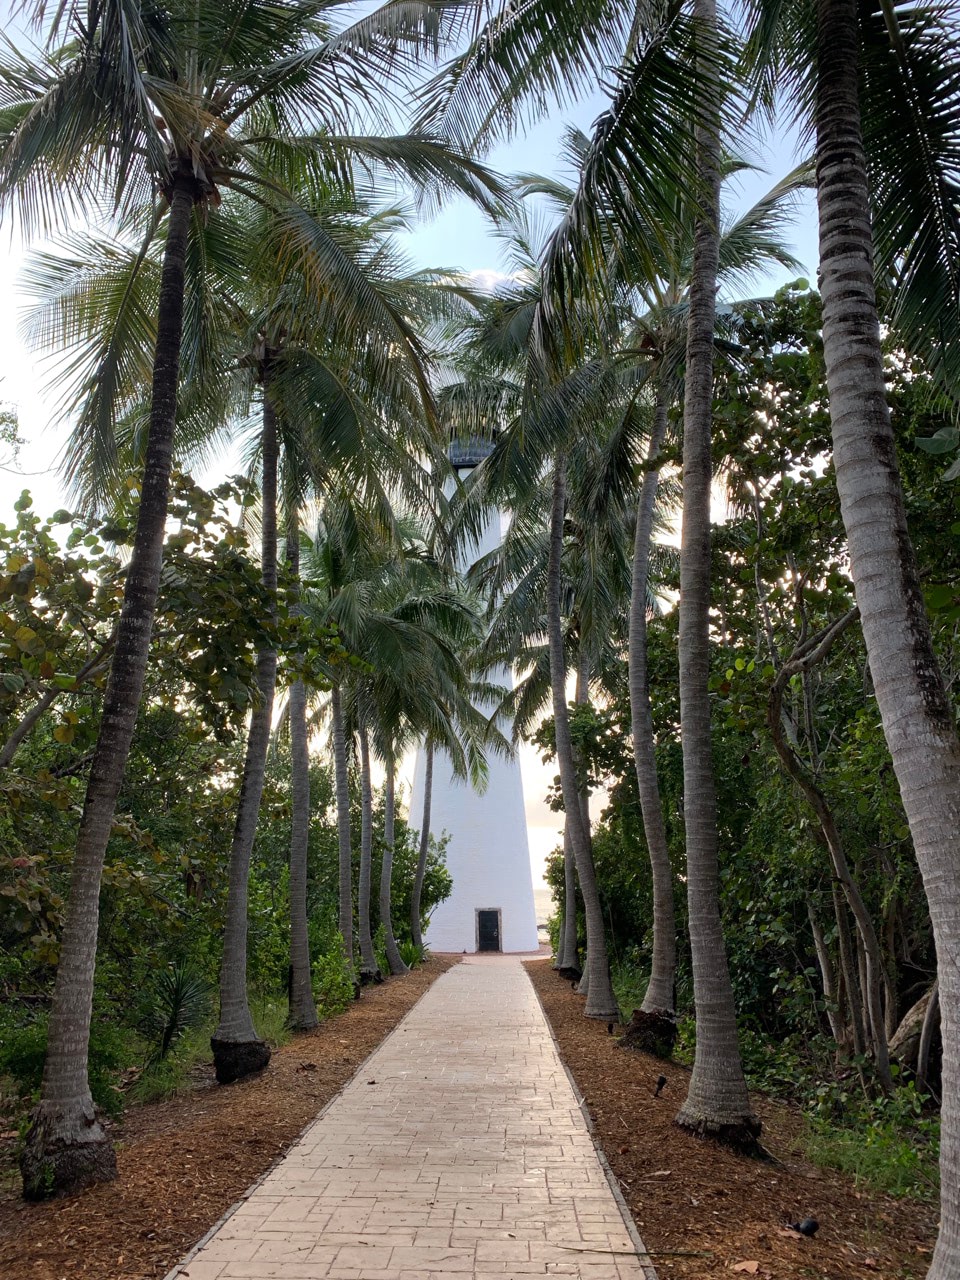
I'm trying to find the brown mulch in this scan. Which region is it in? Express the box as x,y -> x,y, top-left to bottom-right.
0,955 -> 454,1280
525,958 -> 937,1280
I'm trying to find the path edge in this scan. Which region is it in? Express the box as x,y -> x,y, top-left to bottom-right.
521,960 -> 659,1280
162,960 -> 461,1280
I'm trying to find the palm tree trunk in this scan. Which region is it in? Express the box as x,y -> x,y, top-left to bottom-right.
211,382 -> 278,1085
330,683 -> 354,971
555,821 -> 580,976
628,385 -> 676,1018
20,177 -> 197,1199
358,725 -> 379,981
674,0 -> 758,1146
545,458 -> 618,1020
816,0 -> 960,1259
380,752 -> 409,976
286,521 -> 317,1031
410,739 -> 434,952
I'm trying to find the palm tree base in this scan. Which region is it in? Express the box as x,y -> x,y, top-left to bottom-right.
288,1012 -> 320,1032
20,1103 -> 117,1199
556,965 -> 582,983
360,967 -> 383,985
211,1036 -> 271,1085
675,1109 -> 764,1156
618,1008 -> 677,1059
583,1003 -> 620,1022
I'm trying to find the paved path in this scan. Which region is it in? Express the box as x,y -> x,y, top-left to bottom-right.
170,957 -> 655,1280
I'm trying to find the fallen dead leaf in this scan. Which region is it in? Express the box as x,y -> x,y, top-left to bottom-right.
731,1264 -> 760,1275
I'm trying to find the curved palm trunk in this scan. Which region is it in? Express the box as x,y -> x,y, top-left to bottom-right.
628,387 -> 676,1018
816,0 -> 960,1264
546,459 -> 618,1020
380,752 -> 409,976
555,821 -> 580,976
675,2 -> 758,1145
20,178 -> 197,1200
410,739 -> 434,952
286,523 -> 318,1031
330,684 -> 354,971
358,726 -> 379,981
211,387 -> 279,1084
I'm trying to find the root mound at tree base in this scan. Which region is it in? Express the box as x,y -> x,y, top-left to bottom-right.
674,1110 -> 766,1158
20,1119 -> 117,1201
618,1006 -> 677,1058
556,965 -> 582,982
210,1037 -> 271,1084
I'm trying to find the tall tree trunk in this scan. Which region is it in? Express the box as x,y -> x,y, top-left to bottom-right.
286,521 -> 317,1031
545,459 -> 618,1020
629,384 -> 676,1018
211,382 -> 278,1085
358,725 -> 379,981
808,899 -> 845,1043
816,5 -> 960,1258
675,0 -> 758,1146
917,980 -> 940,1096
410,739 -> 434,952
555,821 -> 580,976
330,683 -> 354,971
20,177 -> 197,1199
380,752 -> 409,976
833,880 -> 867,1057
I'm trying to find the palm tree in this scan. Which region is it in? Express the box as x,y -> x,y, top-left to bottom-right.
747,0 -> 960,1260
285,515 -> 319,1031
5,0 -> 503,1193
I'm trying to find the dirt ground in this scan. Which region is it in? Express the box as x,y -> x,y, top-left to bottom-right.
525,959 -> 937,1280
0,955 -> 453,1280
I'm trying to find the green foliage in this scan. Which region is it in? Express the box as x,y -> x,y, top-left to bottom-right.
0,1015 -> 135,1116
138,961 -> 213,1063
399,939 -> 424,969
806,1084 -> 940,1201
312,942 -> 357,1017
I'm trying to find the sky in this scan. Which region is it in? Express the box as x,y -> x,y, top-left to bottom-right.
0,10 -> 821,903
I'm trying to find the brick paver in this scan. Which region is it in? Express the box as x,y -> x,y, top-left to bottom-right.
168,956 -> 656,1280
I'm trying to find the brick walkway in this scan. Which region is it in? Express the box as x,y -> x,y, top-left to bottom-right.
169,957 -> 656,1280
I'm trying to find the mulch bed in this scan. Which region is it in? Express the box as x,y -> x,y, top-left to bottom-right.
525,958 -> 937,1280
0,955 -> 454,1280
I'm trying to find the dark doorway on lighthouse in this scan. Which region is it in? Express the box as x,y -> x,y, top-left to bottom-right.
477,909 -> 502,952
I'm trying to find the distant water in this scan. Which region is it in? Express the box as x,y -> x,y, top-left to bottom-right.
533,886 -> 556,926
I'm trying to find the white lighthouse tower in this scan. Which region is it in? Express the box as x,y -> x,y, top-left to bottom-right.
407,438 -> 539,954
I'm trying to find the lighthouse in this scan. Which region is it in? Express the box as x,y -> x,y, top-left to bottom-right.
407,437 -> 539,954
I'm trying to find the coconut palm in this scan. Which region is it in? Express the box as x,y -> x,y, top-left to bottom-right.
4,0 -> 504,1194
746,0 -> 960,1261
304,503 -> 499,974
526,141 -> 806,1027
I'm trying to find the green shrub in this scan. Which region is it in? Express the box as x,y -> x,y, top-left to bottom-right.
312,941 -> 356,1017
399,939 -> 424,969
137,960 -> 213,1064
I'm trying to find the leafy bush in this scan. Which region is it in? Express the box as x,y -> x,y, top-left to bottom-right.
312,941 -> 356,1017
399,939 -> 424,969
